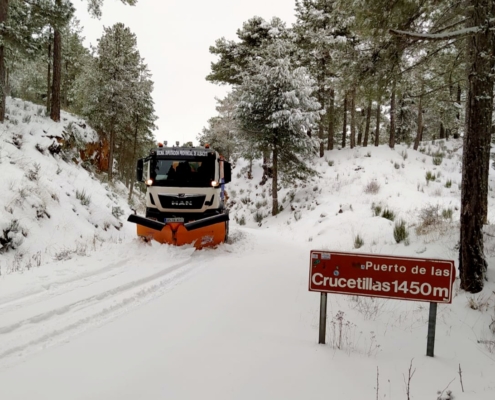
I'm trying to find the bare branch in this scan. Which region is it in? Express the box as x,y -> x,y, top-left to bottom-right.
432,18 -> 469,34
408,79 -> 464,99
400,40 -> 462,75
458,364 -> 465,392
403,359 -> 416,400
437,378 -> 455,399
390,27 -> 480,41
376,366 -> 379,400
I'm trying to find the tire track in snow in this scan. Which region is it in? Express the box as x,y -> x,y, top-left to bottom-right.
0,259 -> 130,315
0,258 -> 190,335
0,250 -> 212,369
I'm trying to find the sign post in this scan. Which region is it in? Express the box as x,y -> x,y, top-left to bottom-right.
319,293 -> 327,344
309,251 -> 455,356
426,302 -> 438,357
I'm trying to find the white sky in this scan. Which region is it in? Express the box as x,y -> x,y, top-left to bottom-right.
73,0 -> 297,146
1,96 -> 495,399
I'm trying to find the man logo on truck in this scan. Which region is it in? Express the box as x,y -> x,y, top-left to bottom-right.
171,200 -> 193,206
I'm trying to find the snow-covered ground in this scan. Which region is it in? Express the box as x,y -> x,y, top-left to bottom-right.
0,98 -> 494,399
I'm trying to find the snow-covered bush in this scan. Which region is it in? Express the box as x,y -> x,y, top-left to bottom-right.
393,219 -> 409,244
354,234 -> 364,249
364,180 -> 380,194
381,208 -> 395,221
0,219 -> 25,253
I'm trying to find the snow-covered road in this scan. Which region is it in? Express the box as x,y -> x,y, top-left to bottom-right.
0,228 -> 493,400
0,239 -> 204,369
0,229 -> 338,399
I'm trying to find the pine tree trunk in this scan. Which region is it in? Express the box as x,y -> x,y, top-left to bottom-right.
50,23 -> 62,122
0,45 -> 5,123
456,83 -> 461,121
482,125 -> 491,226
117,138 -> 125,177
271,138 -> 278,216
396,95 -> 405,144
439,121 -> 445,139
47,37 -> 52,113
226,131 -> 231,161
453,84 -> 462,139
342,94 -> 347,148
389,87 -> 396,149
459,0 -> 495,293
363,98 -> 372,147
357,108 -> 364,146
327,89 -> 334,150
62,59 -> 69,108
261,150 -> 270,184
108,128 -> 115,181
128,117 -> 138,201
414,95 -> 423,150
0,0 -> 8,123
374,102 -> 381,147
318,122 -> 324,157
350,89 -> 356,149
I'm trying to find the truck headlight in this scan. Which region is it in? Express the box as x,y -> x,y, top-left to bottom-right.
211,180 -> 218,187
146,179 -> 153,186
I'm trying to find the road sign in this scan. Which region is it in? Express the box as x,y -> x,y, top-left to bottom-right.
309,251 -> 455,303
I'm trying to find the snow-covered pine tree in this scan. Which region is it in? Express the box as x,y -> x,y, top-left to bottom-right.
352,0 -> 465,149
207,16 -> 295,182
376,0 -> 491,292
294,0 -> 357,154
87,23 -> 142,181
120,61 -> 157,199
48,0 -> 75,122
207,16 -> 289,86
60,18 -> 91,111
10,16 -> 90,115
235,40 -> 322,215
198,93 -> 242,163
0,0 -> 58,121
86,0 -> 137,19
48,0 -> 137,122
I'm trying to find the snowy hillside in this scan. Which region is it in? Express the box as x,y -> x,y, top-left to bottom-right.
0,100 -> 494,399
228,140 -> 464,258
0,97 -> 136,273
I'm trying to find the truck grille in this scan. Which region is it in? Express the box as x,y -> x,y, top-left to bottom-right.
158,194 -> 206,209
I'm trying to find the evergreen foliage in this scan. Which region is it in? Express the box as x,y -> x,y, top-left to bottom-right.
85,23 -> 156,183
207,16 -> 289,85
294,0 -> 357,154
86,0 -> 137,18
235,39 -> 322,214
198,93 -> 242,162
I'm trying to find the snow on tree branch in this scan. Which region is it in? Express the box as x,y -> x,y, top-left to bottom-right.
389,26 -> 481,41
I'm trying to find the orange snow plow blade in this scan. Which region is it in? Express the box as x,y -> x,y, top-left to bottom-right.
174,222 -> 226,248
129,214 -> 228,249
136,223 -> 174,244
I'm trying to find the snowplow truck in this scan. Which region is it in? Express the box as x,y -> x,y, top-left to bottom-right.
127,144 -> 231,248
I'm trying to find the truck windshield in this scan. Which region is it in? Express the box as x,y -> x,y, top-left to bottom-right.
151,158 -> 215,187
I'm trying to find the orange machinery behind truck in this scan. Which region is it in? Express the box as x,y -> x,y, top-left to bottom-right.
127,143 -> 231,248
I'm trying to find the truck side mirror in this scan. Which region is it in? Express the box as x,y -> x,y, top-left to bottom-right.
223,162 -> 231,184
136,159 -> 144,181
